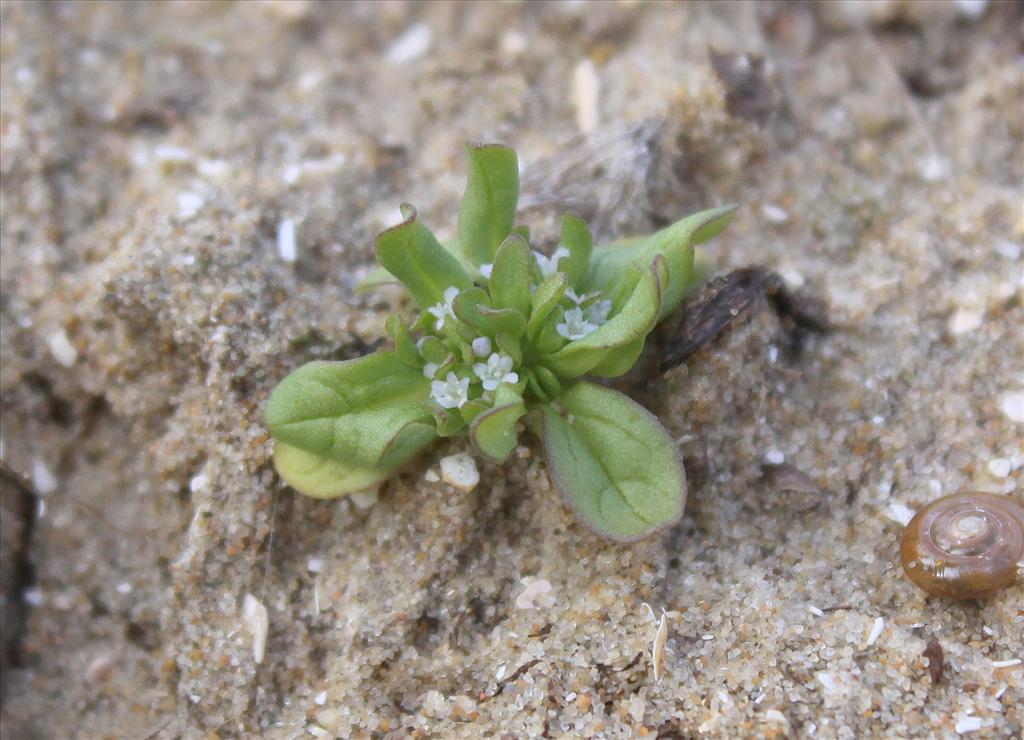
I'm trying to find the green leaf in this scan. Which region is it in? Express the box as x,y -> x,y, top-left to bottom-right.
386,316 -> 423,369
532,365 -> 562,400
558,212 -> 592,288
543,258 -> 662,378
527,272 -> 568,340
375,204 -> 472,308
470,386 -> 526,463
355,265 -> 399,294
265,352 -> 435,470
452,287 -> 528,338
495,332 -> 522,364
417,336 -> 449,365
588,337 -> 645,377
587,204 -> 736,320
272,441 -> 388,499
457,143 -> 520,266
433,406 -> 468,437
539,382 -> 685,542
489,234 -> 532,315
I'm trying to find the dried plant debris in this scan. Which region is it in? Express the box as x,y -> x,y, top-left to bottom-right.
708,49 -> 778,126
519,120 -> 666,240
922,638 -> 944,685
661,266 -> 829,371
760,462 -> 825,496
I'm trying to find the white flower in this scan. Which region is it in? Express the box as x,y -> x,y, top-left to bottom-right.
472,352 -> 519,391
430,372 -> 470,409
471,336 -> 492,358
533,246 -> 569,278
426,286 -> 460,331
422,362 -> 439,379
587,299 -> 612,325
479,263 -> 493,279
564,287 -> 598,305
556,306 -> 599,341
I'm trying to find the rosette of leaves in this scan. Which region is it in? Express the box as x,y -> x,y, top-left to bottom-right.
265,143 -> 735,542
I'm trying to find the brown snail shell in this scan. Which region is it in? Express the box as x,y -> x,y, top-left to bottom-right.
899,491 -> 1023,600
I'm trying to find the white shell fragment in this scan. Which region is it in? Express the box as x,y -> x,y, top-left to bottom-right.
242,593 -> 269,665
515,576 -> 554,610
277,218 -> 297,263
572,59 -> 600,133
440,453 -> 479,491
866,617 -> 885,646
47,329 -> 78,367
762,203 -> 790,224
992,658 -> 1022,668
955,716 -> 984,734
387,23 -> 432,64
651,610 -> 668,682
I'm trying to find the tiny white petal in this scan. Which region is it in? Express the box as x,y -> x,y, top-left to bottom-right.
587,299 -> 612,325
472,337 -> 492,357
480,263 -> 493,279
423,362 -> 439,379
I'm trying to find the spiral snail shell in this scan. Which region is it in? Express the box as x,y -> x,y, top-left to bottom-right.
899,491 -> 1023,599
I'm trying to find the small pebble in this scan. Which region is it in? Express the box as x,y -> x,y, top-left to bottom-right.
764,449 -> 785,465
440,453 -> 479,491
998,392 -> 1024,424
955,716 -> 983,734
886,503 -> 915,527
176,191 -> 204,219
31,458 -> 58,494
314,690 -> 327,705
515,576 -> 554,609
387,23 -> 432,64
948,306 -> 983,335
918,153 -> 949,182
993,239 -> 1021,260
153,144 -> 192,163
307,557 -> 324,574
84,655 -> 115,684
953,0 -> 989,20
424,468 -> 440,483
987,458 -> 1012,478
197,158 -> 229,178
349,486 -> 379,509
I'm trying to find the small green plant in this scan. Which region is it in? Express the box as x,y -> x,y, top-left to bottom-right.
265,143 -> 735,542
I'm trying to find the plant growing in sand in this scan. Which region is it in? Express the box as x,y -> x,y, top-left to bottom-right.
265,143 -> 735,541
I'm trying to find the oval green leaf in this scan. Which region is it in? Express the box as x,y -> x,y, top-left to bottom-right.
540,381 -> 685,542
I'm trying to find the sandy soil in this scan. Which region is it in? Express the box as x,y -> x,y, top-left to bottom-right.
1,1 -> 1021,737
